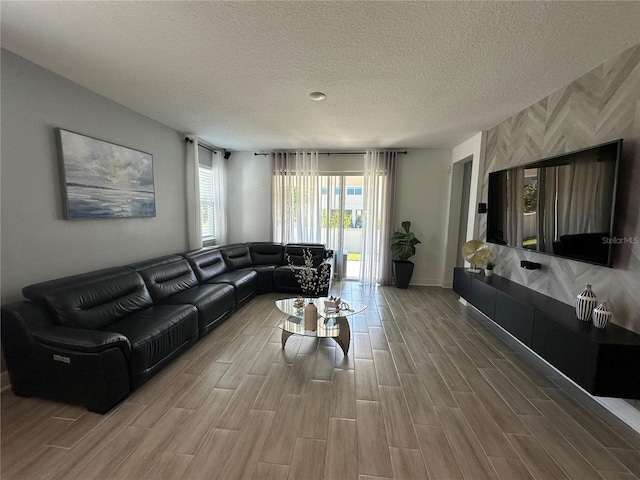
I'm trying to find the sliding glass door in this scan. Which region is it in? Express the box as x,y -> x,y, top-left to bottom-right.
319,175 -> 363,280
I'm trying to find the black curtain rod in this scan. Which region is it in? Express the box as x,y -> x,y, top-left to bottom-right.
253,151 -> 408,156
184,137 -> 219,155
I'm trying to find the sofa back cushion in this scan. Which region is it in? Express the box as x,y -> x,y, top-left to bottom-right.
22,267 -> 153,330
183,248 -> 228,283
285,244 -> 326,268
249,242 -> 285,266
129,256 -> 199,303
220,244 -> 253,270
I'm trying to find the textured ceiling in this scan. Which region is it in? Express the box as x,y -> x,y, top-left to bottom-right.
2,1 -> 640,151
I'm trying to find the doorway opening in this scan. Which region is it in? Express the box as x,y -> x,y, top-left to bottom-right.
320,175 -> 364,280
456,161 -> 473,267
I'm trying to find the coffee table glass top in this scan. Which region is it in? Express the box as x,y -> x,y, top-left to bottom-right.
275,297 -> 366,338
276,297 -> 366,319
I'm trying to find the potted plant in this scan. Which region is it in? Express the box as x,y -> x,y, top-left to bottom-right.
391,221 -> 421,288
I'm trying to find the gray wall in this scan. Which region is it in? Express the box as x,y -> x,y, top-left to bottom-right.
395,149 -> 452,285
479,44 -> 640,334
1,50 -> 189,304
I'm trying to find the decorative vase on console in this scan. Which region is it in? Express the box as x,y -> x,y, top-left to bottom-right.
592,301 -> 612,329
576,284 -> 598,322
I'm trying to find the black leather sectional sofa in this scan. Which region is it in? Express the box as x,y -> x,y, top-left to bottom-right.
0,242 -> 331,413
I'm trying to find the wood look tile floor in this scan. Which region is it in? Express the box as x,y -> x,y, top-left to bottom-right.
3,283 -> 640,480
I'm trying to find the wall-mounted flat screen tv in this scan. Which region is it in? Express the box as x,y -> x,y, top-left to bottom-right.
486,139 -> 622,267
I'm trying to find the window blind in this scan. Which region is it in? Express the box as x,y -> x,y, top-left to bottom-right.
199,165 -> 215,240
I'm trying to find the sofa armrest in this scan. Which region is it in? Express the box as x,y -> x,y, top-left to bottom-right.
2,302 -> 132,413
31,326 -> 131,357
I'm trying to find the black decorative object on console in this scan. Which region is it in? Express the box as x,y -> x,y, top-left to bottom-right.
521,260 -> 541,270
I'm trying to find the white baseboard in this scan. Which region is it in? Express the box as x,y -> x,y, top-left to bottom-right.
594,397 -> 640,433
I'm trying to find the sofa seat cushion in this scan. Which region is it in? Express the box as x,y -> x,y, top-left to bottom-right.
106,304 -> 198,378
163,283 -> 235,336
208,270 -> 258,308
239,265 -> 276,294
273,265 -> 331,296
273,265 -> 304,289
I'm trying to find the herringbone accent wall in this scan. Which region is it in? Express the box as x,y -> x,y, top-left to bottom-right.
480,44 -> 640,335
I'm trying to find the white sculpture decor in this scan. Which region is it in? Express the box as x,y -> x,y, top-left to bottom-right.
576,284 -> 598,322
592,302 -> 612,329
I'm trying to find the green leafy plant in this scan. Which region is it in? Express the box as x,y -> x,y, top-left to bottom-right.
484,251 -> 497,270
524,179 -> 537,214
391,221 -> 421,261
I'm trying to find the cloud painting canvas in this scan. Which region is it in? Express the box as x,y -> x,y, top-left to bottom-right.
58,129 -> 156,219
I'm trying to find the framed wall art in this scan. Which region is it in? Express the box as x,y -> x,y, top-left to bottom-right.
57,129 -> 156,219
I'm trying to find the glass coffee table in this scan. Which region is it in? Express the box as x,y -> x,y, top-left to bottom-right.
275,297 -> 367,355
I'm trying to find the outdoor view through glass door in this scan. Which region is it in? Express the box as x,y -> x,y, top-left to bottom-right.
320,175 -> 363,280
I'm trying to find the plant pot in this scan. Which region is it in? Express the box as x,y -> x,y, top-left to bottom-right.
393,260 -> 414,289
485,269 -> 493,277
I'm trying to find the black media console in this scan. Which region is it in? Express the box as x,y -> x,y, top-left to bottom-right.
453,268 -> 640,399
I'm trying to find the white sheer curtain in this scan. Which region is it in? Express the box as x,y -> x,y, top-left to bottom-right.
273,152 -> 293,243
186,136 -> 202,250
211,150 -> 228,245
318,175 -> 342,278
537,167 -> 556,252
556,153 -> 613,236
272,151 -> 321,244
506,167 -> 524,248
360,150 -> 397,286
537,151 -> 614,253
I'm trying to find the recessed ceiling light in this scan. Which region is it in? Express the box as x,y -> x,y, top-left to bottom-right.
309,91 -> 326,101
